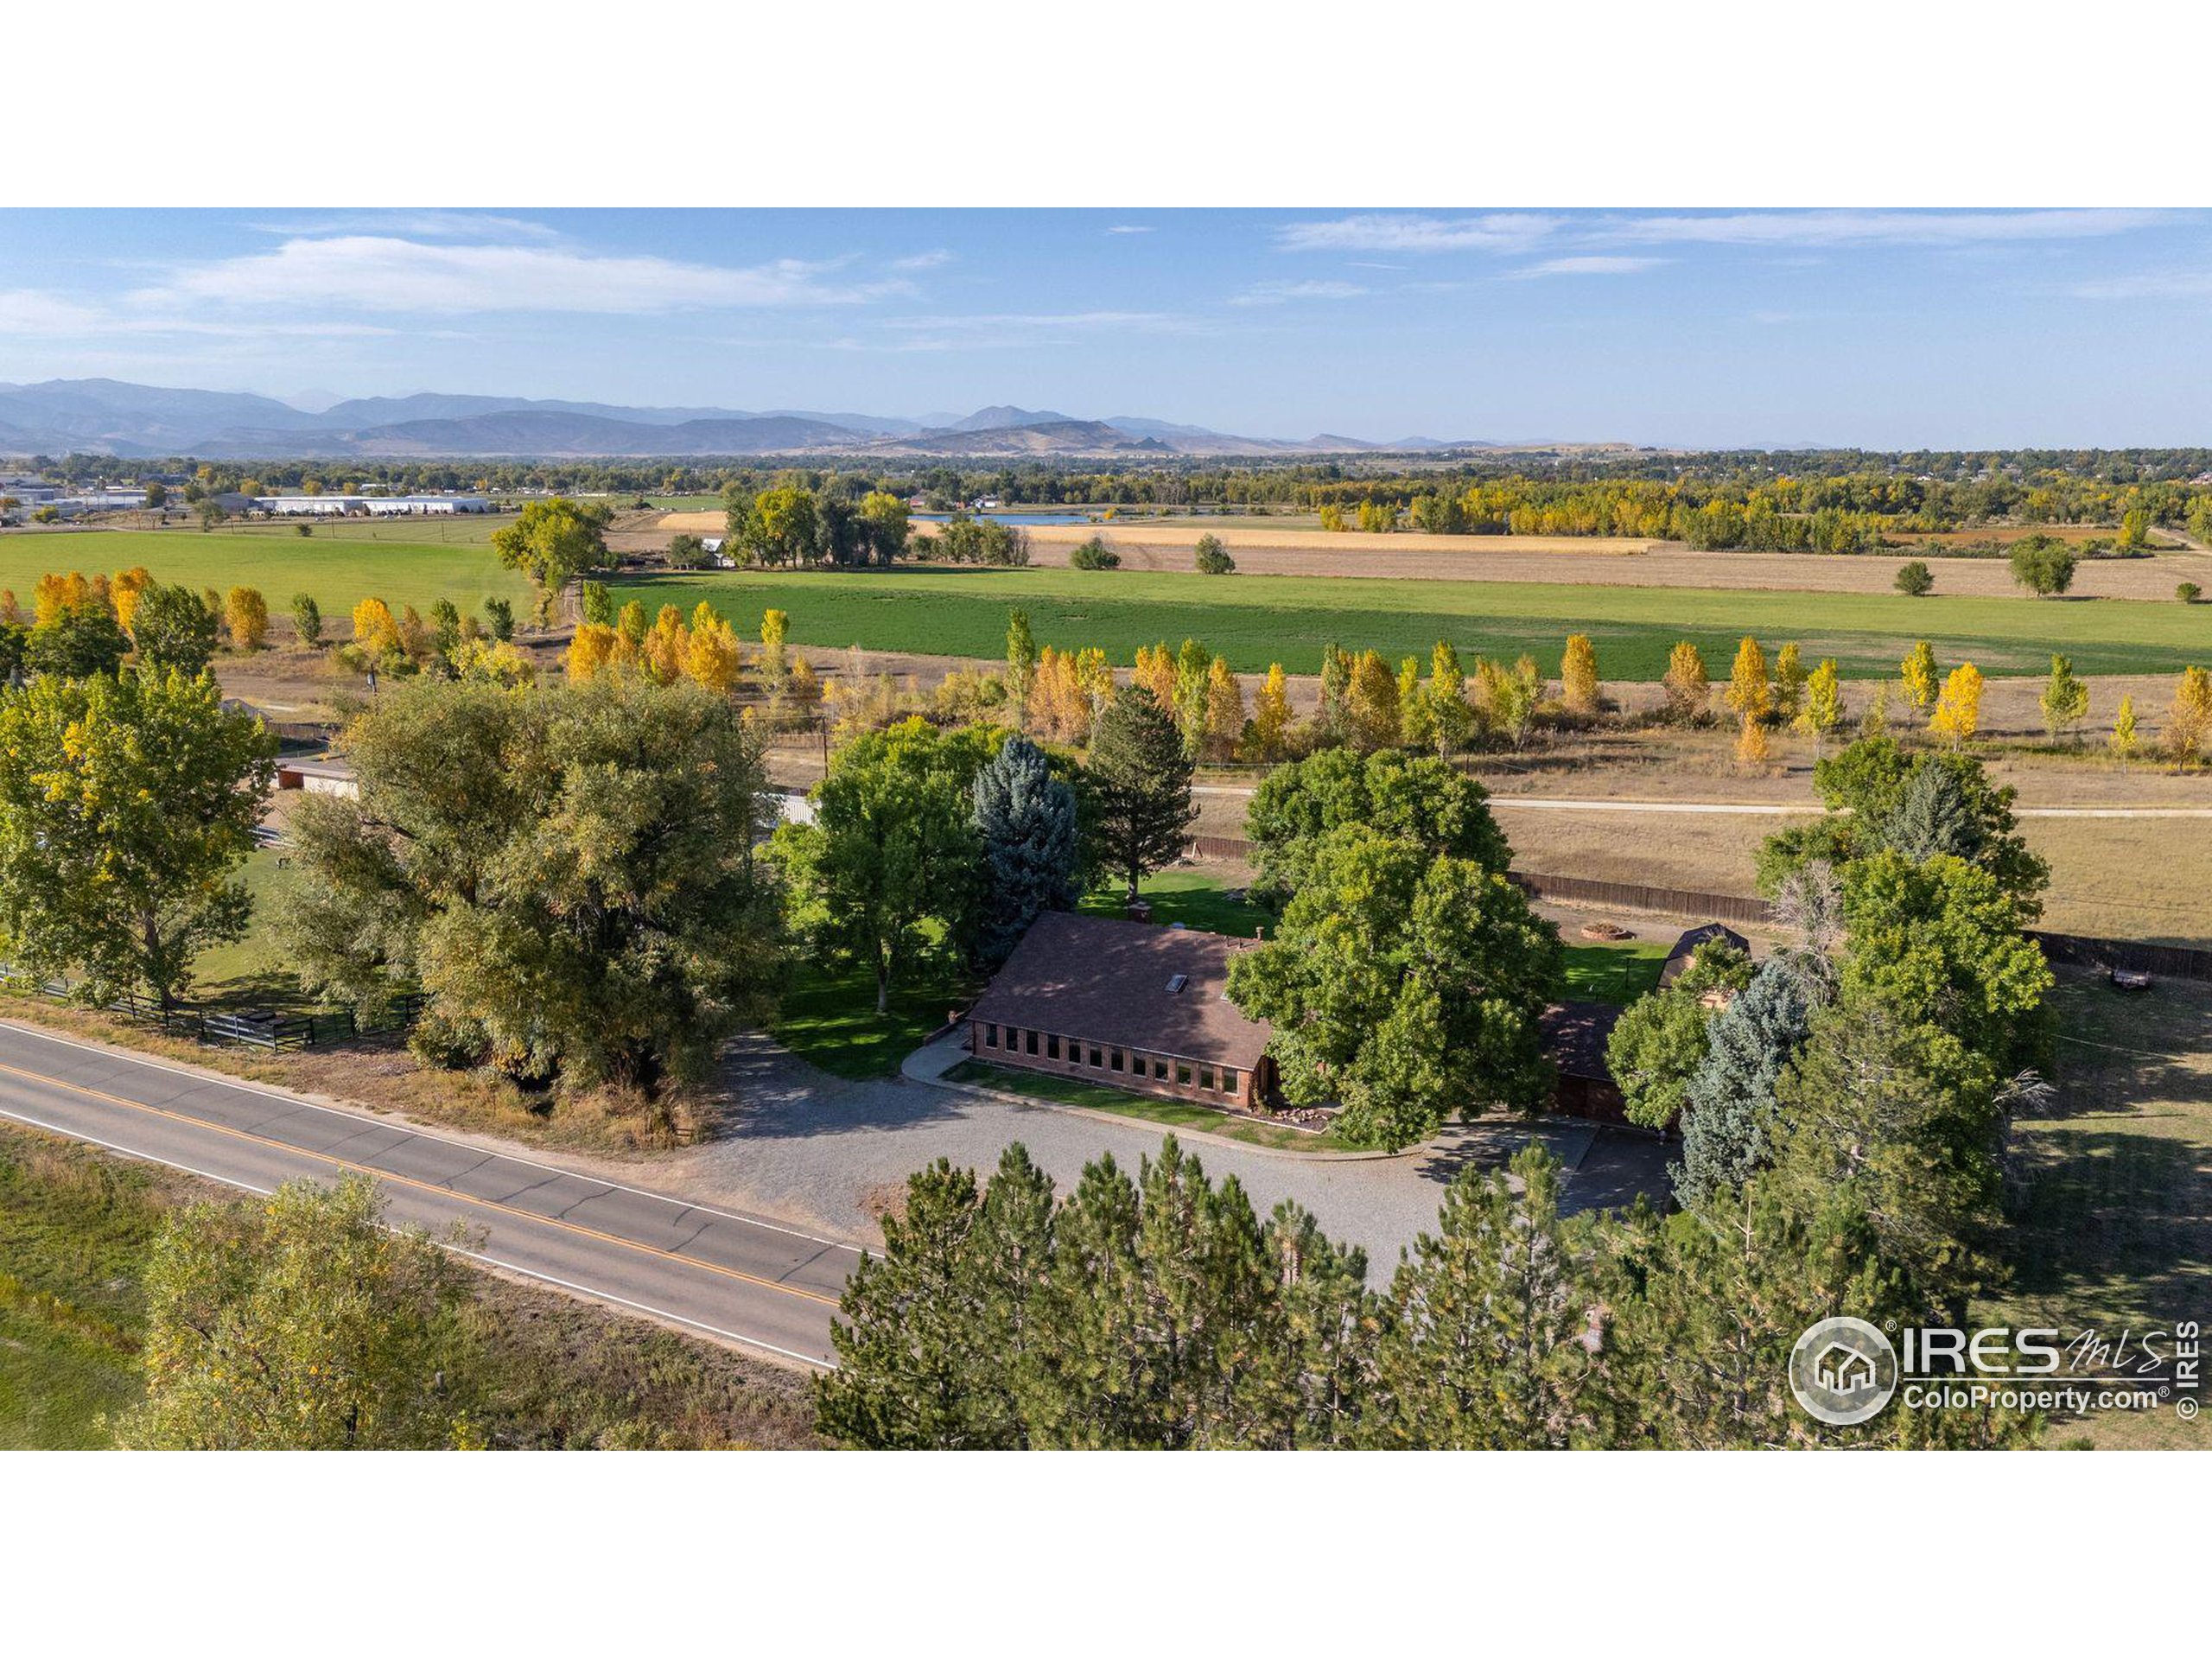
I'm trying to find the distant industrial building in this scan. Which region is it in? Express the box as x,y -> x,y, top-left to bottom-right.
254,494 -> 493,516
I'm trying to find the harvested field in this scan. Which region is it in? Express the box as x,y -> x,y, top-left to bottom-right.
658,512 -> 2208,596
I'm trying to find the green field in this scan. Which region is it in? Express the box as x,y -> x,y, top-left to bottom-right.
0,525 -> 533,620
608,565 -> 2212,681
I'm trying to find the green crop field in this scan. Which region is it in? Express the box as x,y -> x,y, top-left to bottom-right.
612,565 -> 2212,681
0,526 -> 533,620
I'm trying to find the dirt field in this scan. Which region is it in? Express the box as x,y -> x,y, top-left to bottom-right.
654,512 -> 2209,597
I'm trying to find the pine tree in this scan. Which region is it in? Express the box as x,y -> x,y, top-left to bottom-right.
970,734 -> 1081,969
1675,958 -> 1819,1210
1086,684 -> 1196,900
1363,1147 -> 1604,1449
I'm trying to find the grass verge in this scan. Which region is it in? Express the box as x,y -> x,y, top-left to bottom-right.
0,1120 -> 820,1449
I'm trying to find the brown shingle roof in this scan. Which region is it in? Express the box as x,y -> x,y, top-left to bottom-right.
969,912 -> 1273,1071
1540,1000 -> 1623,1082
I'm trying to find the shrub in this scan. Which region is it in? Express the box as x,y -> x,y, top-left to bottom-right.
1894,561 -> 1934,596
1068,537 -> 1121,571
1193,533 -> 1235,575
2179,582 -> 2202,605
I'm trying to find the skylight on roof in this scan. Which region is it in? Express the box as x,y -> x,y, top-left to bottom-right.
1166,974 -> 1189,994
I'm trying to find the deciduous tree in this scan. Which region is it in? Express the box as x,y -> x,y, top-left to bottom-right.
0,667 -> 274,1007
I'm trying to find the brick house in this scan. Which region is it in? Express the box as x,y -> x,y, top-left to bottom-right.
966,912 -> 1277,1112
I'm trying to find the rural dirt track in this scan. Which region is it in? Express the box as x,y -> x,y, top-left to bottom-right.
654,512 -> 2205,597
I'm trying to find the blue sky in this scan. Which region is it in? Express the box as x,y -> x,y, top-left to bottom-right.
3,207 -> 2209,447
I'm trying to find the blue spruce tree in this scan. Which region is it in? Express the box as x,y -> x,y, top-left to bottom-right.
971,734 -> 1081,970
1673,957 -> 1819,1211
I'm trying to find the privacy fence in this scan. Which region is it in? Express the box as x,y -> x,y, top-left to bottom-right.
1181,837 -> 2212,983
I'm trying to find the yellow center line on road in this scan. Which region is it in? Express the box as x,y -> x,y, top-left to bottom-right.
0,1057 -> 843,1309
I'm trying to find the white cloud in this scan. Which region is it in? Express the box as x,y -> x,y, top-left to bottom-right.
1507,256 -> 1669,279
890,248 -> 956,270
1105,225 -> 1154,234
135,236 -> 908,315
1606,209 -> 2168,247
1274,213 -> 1561,253
0,289 -> 106,334
1230,279 -> 1370,306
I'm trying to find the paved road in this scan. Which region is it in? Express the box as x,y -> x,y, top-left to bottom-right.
0,1020 -> 855,1369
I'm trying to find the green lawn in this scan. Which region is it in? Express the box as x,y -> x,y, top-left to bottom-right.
1077,869 -> 1268,938
946,1058 -> 1352,1152
0,525 -> 534,620
1560,939 -> 1669,1006
772,955 -> 978,1079
191,848 -> 300,1002
611,563 -> 2212,681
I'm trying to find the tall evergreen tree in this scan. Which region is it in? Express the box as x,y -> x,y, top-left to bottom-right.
1086,685 -> 1195,901
1674,957 -> 1821,1210
1363,1147 -> 1603,1448
816,1147 -> 1053,1450
969,734 -> 1081,969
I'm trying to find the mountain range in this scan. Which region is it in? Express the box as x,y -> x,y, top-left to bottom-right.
0,380 -> 1502,461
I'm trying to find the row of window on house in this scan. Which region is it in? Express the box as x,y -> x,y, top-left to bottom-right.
980,1023 -> 1240,1098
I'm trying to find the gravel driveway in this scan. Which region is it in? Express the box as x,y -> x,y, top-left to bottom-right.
623,1033 -> 1669,1271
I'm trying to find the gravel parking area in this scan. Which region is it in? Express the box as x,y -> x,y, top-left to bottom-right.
614,1033 -> 1672,1270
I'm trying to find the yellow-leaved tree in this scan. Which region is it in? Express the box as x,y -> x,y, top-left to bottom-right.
1662,640 -> 1708,722
1560,633 -> 1600,716
1250,664 -> 1292,760
2166,665 -> 2212,764
1901,640 -> 1941,716
1725,636 -> 1775,724
1929,662 -> 1983,747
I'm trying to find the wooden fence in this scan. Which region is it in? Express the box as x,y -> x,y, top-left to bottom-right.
1,969 -> 425,1050
1181,838 -> 2212,982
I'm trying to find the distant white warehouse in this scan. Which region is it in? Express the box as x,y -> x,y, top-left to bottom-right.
255,493 -> 493,517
